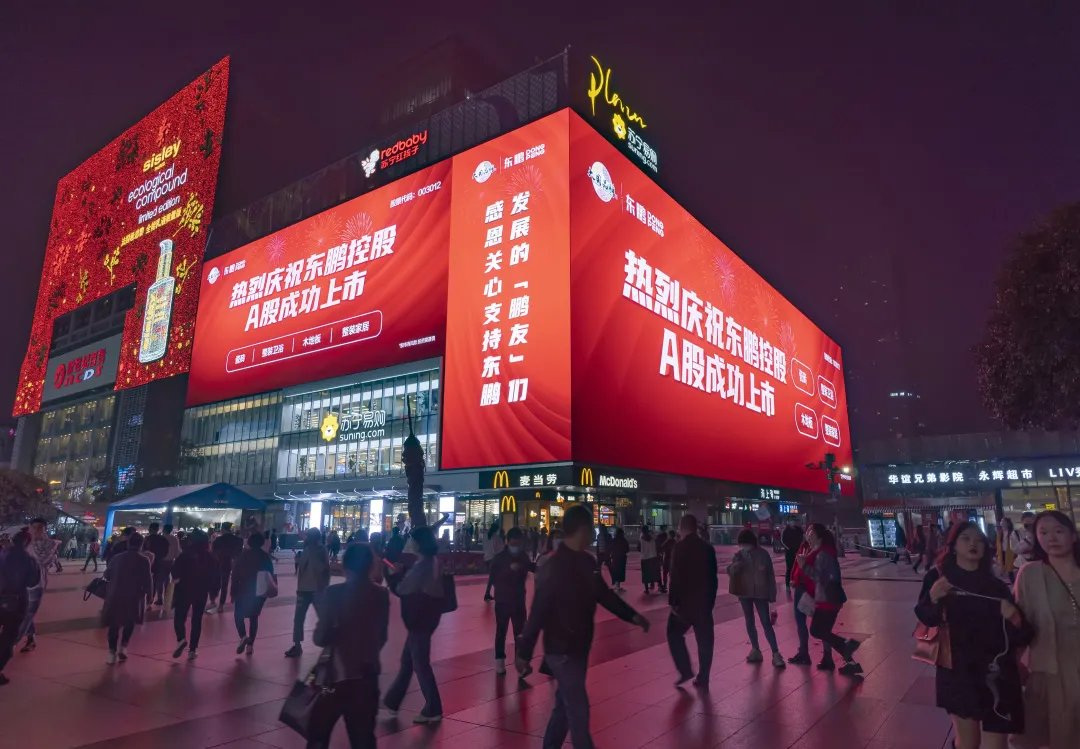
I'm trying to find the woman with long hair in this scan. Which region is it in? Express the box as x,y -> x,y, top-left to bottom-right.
170,530 -> 220,660
915,521 -> 1033,749
796,523 -> 862,675
1012,511 -> 1080,749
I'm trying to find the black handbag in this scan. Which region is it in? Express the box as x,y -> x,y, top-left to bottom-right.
441,570 -> 458,614
279,649 -> 337,739
84,577 -> 108,601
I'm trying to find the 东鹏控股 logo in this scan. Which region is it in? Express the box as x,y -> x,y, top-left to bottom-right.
580,467 -> 594,486
473,161 -> 496,184
207,266 -> 220,285
493,470 -> 510,489
320,413 -> 340,442
587,162 -> 615,203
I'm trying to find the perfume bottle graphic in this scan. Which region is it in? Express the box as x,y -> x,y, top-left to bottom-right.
138,238 -> 176,363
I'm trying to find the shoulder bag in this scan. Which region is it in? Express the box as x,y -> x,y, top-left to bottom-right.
912,610 -> 952,668
279,646 -> 337,738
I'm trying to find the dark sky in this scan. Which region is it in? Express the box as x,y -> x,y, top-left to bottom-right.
3,1 -> 1079,441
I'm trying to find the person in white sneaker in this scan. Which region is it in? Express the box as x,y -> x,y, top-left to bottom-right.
486,528 -> 534,675
102,533 -> 152,665
727,529 -> 785,668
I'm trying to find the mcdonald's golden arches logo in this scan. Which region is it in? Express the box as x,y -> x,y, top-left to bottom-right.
501,495 -> 517,513
493,470 -> 510,489
580,467 -> 594,486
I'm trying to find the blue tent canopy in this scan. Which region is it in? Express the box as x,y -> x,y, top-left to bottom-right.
106,483 -> 265,536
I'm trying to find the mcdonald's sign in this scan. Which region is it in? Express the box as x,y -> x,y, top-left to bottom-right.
500,495 -> 517,513
493,470 -> 511,489
580,467 -> 594,486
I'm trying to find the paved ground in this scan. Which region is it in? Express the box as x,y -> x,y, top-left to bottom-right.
0,550 -> 949,749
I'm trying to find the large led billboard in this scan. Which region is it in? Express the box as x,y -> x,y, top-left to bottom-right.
440,111 -> 573,469
567,113 -> 853,493
14,59 -> 230,416
186,162 -> 452,406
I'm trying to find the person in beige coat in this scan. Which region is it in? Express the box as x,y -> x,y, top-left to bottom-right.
1013,511 -> 1080,749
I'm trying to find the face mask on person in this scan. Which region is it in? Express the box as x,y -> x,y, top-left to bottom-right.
508,545 -> 522,555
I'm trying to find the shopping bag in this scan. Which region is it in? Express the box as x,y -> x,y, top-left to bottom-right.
278,651 -> 336,739
83,577 -> 108,601
256,570 -> 279,599
440,570 -> 458,613
796,592 -> 816,617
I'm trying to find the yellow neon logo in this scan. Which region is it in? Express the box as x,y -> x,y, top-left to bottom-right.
612,113 -> 626,140
501,495 -> 517,513
581,467 -> 594,487
493,470 -> 510,489
587,56 -> 646,129
320,413 -> 339,442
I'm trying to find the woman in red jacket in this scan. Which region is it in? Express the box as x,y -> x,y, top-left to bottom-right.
787,536 -> 828,667
795,524 -> 863,676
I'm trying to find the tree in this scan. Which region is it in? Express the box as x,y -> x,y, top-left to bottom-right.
976,202 -> 1080,430
0,468 -> 54,534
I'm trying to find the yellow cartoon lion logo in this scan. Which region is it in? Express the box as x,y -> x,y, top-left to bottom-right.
320,413 -> 339,442
612,112 -> 627,140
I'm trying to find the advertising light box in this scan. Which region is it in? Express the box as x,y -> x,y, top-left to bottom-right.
14,59 -> 230,416
186,162 -> 452,406
440,111 -> 573,469
567,113 -> 854,494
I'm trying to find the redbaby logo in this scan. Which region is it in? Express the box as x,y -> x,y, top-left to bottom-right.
362,131 -> 428,177
54,348 -> 106,390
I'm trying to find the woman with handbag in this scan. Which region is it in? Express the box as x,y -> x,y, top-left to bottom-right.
231,532 -> 275,656
297,543 -> 389,749
727,530 -> 785,667
915,521 -> 1032,749
170,530 -> 220,660
796,523 -> 863,676
1012,511 -> 1080,749
384,526 -> 445,723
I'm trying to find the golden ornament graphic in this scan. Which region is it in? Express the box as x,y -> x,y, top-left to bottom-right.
612,112 -> 627,140
320,413 -> 340,442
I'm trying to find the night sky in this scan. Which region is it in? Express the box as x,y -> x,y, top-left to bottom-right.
3,1 -> 1079,442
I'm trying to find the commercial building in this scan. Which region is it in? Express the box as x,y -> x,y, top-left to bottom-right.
859,430 -> 1080,547
15,51 -> 855,540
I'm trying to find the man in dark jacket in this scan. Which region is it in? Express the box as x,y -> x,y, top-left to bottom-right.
144,523 -> 171,606
516,505 -> 649,749
667,514 -> 718,688
781,523 -> 804,590
0,531 -> 41,685
104,526 -> 135,563
285,528 -> 330,658
103,533 -> 153,664
209,523 -> 243,613
487,527 -> 535,674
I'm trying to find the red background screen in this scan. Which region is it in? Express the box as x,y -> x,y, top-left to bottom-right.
440,111 -> 573,470
568,113 -> 854,493
14,59 -> 230,416
187,162 -> 451,406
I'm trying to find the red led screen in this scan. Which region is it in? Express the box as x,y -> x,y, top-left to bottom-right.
568,112 -> 854,493
186,162 -> 452,406
14,59 -> 230,416
440,111 -> 573,469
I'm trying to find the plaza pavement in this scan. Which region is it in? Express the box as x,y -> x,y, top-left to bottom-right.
0,549 -> 950,749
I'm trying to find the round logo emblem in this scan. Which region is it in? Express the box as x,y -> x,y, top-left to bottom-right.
587,162 -> 616,203
207,267 -> 220,285
473,161 -> 496,184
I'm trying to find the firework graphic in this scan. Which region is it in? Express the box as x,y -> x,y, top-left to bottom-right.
265,234 -> 287,265
753,283 -> 779,338
306,211 -> 342,252
504,164 -> 544,198
778,320 -> 797,364
712,251 -> 737,310
341,212 -> 374,244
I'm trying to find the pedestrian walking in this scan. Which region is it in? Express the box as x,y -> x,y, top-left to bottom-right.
385,526 -> 407,563
65,536 -> 78,560
661,530 -> 676,593
787,535 -> 828,667
208,523 -> 243,614
796,523 -> 863,675
515,505 -> 649,749
892,519 -> 909,564
996,518 -> 1019,582
303,543 -> 389,749
596,525 -> 612,581
268,528 -> 279,561
104,527 -> 135,563
915,520 -> 1032,749
487,528 -> 534,674
668,515 -> 718,687
285,528 -> 330,658
1012,512 -> 1036,569
525,528 -> 540,562
170,530 -> 219,660
0,530 -> 41,685
910,526 -> 928,575
327,530 -> 342,563
232,532 -> 276,656
384,526 -> 446,723
640,527 -> 660,593
18,518 -> 57,653
781,523 -> 804,590
82,538 -> 100,572
728,529 -> 785,667
609,528 -> 629,592
145,523 -> 171,607
1012,510 -> 1080,749
483,522 -> 503,601
102,533 -> 152,664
